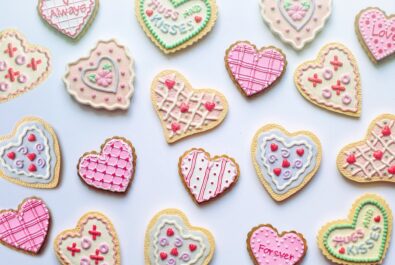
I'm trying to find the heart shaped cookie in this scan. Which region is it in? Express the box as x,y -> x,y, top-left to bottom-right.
337,114 -> 395,183
151,70 -> 228,144
356,7 -> 395,63
136,0 -> 218,54
55,212 -> 120,265
251,124 -> 322,201
0,29 -> 51,103
318,194 -> 393,265
145,208 -> 215,265
78,137 -> 137,193
0,197 -> 50,254
64,39 -> 134,110
247,224 -> 307,265
294,43 -> 361,117
178,148 -> 240,204
38,0 -> 99,40
225,41 -> 287,97
260,0 -> 332,50
0,117 -> 61,189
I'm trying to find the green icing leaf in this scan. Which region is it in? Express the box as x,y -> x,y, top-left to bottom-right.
302,1 -> 311,9
283,0 -> 292,10
88,74 -> 96,83
102,64 -> 112,71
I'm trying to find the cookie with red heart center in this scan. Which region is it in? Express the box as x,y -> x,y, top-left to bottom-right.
55,212 -> 120,265
0,197 -> 50,254
251,124 -> 322,201
294,43 -> 361,117
355,7 -> 395,63
78,137 -> 137,193
145,208 -> 215,265
64,39 -> 135,110
0,29 -> 51,103
317,194 -> 393,265
260,0 -> 332,50
247,224 -> 307,265
337,114 -> 395,183
38,0 -> 99,40
225,41 -> 287,97
151,70 -> 228,144
0,117 -> 61,189
179,148 -> 240,204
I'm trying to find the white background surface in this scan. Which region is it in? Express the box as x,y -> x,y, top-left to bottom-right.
0,0 -> 395,264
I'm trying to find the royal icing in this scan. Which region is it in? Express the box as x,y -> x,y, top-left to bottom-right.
225,41 -> 286,97
55,212 -> 120,265
318,194 -> 393,265
260,0 -> 332,50
78,137 -> 136,193
338,114 -> 395,183
0,117 -> 61,189
252,124 -> 321,201
64,40 -> 134,110
151,70 -> 228,144
136,0 -> 217,54
247,224 -> 307,265
356,8 -> 395,63
0,30 -> 51,103
38,0 -> 99,39
295,43 -> 361,117
145,209 -> 214,265
0,197 -> 50,254
179,148 -> 239,204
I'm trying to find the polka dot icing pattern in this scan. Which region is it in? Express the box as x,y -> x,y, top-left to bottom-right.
0,197 -> 50,254
294,43 -> 361,117
179,148 -> 239,204
151,70 -> 228,144
247,224 -> 307,265
0,30 -> 51,103
318,194 -> 393,265
78,137 -> 137,193
356,7 -> 395,63
55,212 -> 120,265
337,114 -> 395,183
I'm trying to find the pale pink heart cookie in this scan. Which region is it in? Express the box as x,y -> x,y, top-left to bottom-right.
64,39 -> 134,110
0,29 -> 51,103
260,0 -> 332,50
179,148 -> 240,204
78,137 -> 137,193
38,0 -> 99,40
0,197 -> 50,254
356,7 -> 395,63
294,43 -> 361,117
225,41 -> 287,97
337,114 -> 395,184
247,224 -> 307,265
151,70 -> 228,144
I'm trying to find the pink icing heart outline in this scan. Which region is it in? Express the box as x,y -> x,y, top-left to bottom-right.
78,137 -> 137,193
247,224 -> 307,265
226,41 -> 287,97
0,197 -> 50,254
356,8 -> 395,63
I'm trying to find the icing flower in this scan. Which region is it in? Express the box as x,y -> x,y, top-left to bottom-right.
287,3 -> 308,21
96,70 -> 113,87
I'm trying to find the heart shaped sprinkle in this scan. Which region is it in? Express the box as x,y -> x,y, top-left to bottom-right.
151,70 -> 228,144
337,114 -> 395,183
145,208 -> 215,265
252,123 -> 322,201
179,148 -> 240,204
318,194 -> 393,265
78,137 -> 137,193
225,41 -> 287,97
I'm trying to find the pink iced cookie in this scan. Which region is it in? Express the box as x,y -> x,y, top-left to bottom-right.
356,7 -> 395,63
225,41 -> 287,97
78,137 -> 137,193
64,39 -> 134,110
247,224 -> 307,265
0,197 -> 50,254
